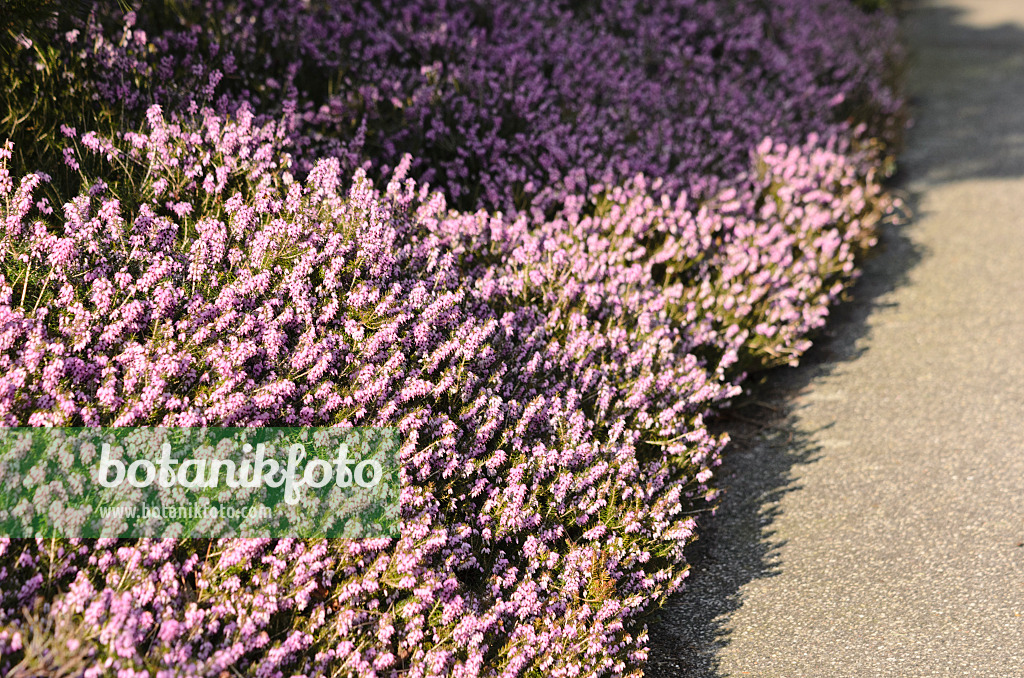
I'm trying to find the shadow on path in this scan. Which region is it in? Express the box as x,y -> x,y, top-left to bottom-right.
644,2 -> 1024,675
897,2 -> 1024,187
643,204 -> 921,678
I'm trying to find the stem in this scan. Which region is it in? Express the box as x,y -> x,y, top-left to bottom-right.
19,259 -> 30,307
30,267 -> 53,314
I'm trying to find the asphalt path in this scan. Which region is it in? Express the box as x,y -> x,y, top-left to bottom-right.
647,1 -> 1024,675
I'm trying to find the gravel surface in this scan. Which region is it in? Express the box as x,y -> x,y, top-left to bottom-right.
646,1 -> 1024,675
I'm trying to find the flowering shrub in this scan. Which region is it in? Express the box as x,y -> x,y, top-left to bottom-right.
0,0 -> 902,676
8,0 -> 903,213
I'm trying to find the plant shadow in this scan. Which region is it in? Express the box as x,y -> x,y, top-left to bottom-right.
643,205 -> 922,676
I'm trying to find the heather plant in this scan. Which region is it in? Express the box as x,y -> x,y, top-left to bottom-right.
0,0 -> 903,675
53,0 -> 904,212
0,109 -> 736,676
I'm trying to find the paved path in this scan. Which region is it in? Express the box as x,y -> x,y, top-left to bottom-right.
647,1 -> 1024,675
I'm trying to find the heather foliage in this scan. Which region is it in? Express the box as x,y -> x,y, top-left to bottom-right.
0,0 -> 902,676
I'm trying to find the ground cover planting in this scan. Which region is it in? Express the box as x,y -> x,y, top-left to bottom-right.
0,0 -> 903,675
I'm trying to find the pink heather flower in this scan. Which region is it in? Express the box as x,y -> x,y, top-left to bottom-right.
0,1 -> 900,676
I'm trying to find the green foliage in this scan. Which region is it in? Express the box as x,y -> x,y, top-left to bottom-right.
850,0 -> 892,13
0,3 -> 135,210
1,1 -> 92,56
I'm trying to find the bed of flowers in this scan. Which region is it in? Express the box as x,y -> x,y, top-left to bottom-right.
0,0 -> 903,675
